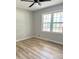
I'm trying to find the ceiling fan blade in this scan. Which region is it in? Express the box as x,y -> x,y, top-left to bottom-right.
21,0 -> 33,2
39,0 -> 51,2
29,2 -> 35,7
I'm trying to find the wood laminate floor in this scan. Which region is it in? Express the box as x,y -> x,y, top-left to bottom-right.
16,38 -> 63,59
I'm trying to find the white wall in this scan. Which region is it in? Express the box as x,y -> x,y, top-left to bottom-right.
16,8 -> 33,41
33,3 -> 63,44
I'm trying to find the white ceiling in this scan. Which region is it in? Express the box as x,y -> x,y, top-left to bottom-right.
16,0 -> 63,11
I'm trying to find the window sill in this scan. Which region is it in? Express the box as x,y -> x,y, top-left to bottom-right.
41,31 -> 63,34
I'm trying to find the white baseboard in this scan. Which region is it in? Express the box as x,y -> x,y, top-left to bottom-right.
16,36 -> 34,42
35,36 -> 63,45
16,35 -> 63,45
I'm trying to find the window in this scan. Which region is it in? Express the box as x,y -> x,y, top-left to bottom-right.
42,14 -> 51,32
52,12 -> 63,32
42,12 -> 63,33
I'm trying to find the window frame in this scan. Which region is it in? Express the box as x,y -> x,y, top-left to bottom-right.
41,11 -> 63,33
41,13 -> 52,32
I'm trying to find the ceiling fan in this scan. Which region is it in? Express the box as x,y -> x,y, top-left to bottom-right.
21,0 -> 51,7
